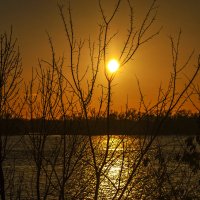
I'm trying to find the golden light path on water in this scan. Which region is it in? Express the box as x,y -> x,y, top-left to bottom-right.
91,135 -> 143,198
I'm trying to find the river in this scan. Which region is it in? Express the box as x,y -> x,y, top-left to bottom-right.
3,134 -> 200,199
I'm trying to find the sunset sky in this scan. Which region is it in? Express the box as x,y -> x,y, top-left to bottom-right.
0,0 -> 200,111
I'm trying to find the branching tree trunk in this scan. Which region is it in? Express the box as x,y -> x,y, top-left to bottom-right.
57,0 -> 162,199
0,28 -> 22,200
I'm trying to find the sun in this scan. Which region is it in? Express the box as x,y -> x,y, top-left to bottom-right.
107,59 -> 119,73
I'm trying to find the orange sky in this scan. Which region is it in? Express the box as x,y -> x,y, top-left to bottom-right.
0,0 -> 200,112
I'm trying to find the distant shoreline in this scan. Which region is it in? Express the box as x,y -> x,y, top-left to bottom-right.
1,117 -> 199,136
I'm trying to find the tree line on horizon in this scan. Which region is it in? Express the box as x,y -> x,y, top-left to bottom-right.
1,108 -> 200,136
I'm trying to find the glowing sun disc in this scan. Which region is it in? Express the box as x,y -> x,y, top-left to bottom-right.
107,59 -> 119,73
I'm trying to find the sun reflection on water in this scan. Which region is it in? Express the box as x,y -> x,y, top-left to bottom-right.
91,135 -> 142,199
